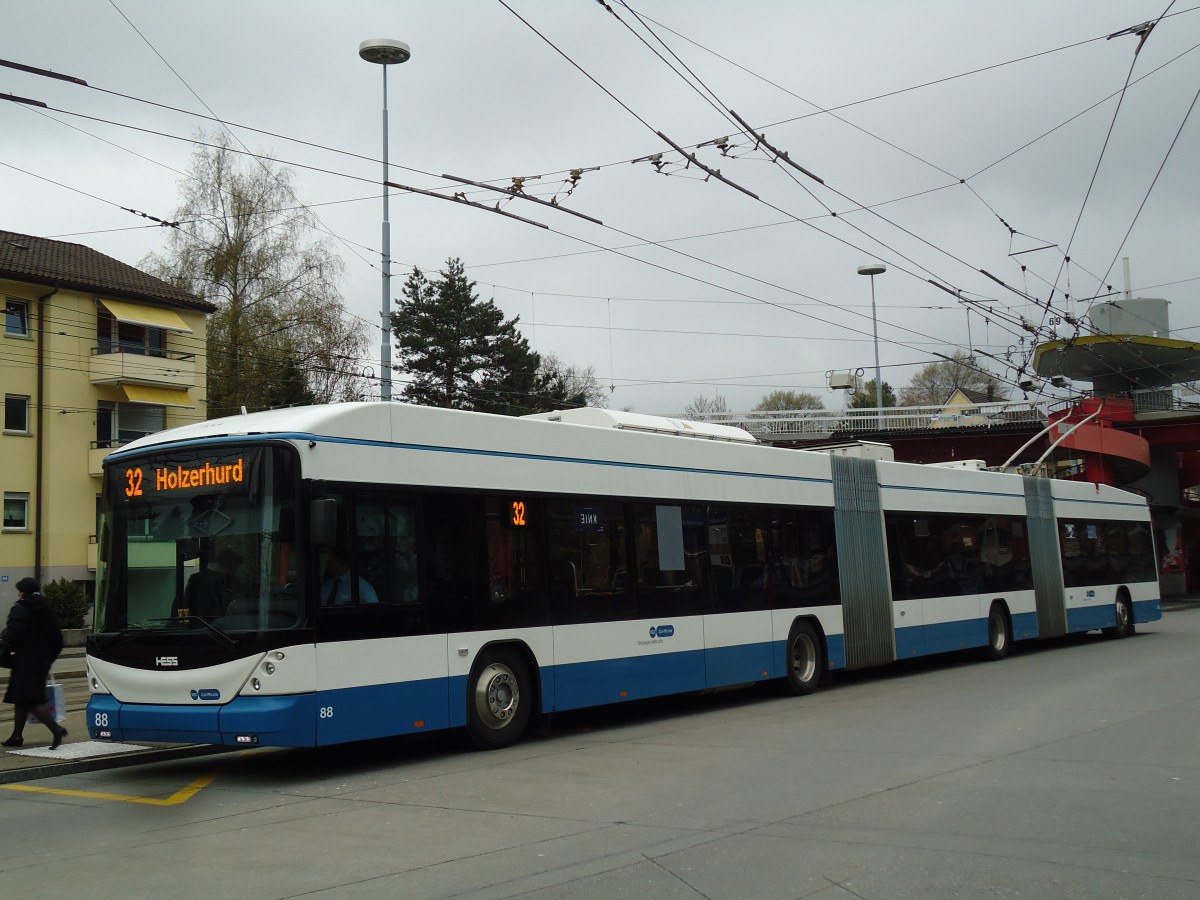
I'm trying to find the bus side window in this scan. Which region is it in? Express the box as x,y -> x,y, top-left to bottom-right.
714,506 -> 770,613
483,496 -> 546,628
633,504 -> 711,618
422,493 -> 480,633
547,498 -> 631,624
355,498 -> 419,605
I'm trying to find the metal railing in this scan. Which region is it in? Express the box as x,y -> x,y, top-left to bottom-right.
1128,387 -> 1200,414
676,399 -> 1046,438
674,386 -> 1200,439
92,344 -> 195,361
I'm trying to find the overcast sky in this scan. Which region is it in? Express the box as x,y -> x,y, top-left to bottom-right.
3,1 -> 1197,414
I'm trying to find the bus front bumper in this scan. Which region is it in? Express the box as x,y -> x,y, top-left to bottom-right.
86,693 -> 318,747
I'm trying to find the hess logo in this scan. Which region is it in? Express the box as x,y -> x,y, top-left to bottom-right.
155,656 -> 179,667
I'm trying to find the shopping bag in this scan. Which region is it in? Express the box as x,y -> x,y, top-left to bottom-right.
28,679 -> 67,724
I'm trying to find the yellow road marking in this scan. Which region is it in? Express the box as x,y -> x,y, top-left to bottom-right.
1,766 -> 224,806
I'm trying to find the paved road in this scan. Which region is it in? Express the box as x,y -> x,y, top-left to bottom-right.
1,610 -> 1197,899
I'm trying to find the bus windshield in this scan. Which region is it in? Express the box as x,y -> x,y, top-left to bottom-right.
94,444 -> 302,634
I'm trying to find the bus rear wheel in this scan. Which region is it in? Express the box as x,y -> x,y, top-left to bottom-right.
1103,596 -> 1136,639
466,648 -> 533,750
985,602 -> 1012,661
785,622 -> 824,696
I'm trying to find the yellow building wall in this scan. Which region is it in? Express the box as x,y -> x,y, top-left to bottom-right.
931,389 -> 989,429
1,279 -> 40,596
1,277 -> 208,604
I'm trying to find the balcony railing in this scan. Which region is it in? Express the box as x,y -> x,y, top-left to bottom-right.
678,399 -> 1046,439
88,346 -> 196,388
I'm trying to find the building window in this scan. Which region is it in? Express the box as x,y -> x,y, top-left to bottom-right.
97,310 -> 165,356
3,492 -> 29,530
4,395 -> 30,433
4,299 -> 30,337
97,401 -> 165,448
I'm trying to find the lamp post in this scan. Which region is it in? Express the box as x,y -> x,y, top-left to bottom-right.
359,38 -> 411,402
857,263 -> 887,428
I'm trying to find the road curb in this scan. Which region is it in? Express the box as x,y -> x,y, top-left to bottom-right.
0,743 -> 234,785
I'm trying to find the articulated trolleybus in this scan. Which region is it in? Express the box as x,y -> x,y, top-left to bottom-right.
87,403 -> 1162,750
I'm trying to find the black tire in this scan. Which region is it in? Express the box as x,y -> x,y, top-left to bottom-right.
785,621 -> 824,696
465,647 -> 533,750
985,602 -> 1012,661
1103,595 -> 1136,639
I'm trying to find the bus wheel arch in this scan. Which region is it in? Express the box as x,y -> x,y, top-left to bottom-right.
985,600 -> 1012,661
1103,588 -> 1136,639
784,617 -> 826,696
465,641 -> 539,750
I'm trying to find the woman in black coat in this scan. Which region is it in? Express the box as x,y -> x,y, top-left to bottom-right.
2,577 -> 67,748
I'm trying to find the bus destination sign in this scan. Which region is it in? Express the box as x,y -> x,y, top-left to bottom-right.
124,458 -> 245,498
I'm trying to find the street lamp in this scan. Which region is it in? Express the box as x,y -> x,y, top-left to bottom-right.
359,38 -> 411,402
857,263 -> 887,429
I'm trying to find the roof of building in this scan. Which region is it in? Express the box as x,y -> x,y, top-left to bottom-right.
945,387 -> 993,405
0,230 -> 214,312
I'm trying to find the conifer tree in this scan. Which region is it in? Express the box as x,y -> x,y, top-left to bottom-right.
392,258 -> 577,413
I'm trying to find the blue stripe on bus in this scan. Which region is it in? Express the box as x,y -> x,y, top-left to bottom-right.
705,641 -> 776,685
1134,598 -> 1162,622
222,695 -> 318,746
119,701 -> 221,742
314,679 -> 449,744
895,623 -> 924,658
87,694 -> 316,746
881,484 -> 1025,501
923,617 -> 988,655
89,683 -> 445,747
1066,604 -> 1117,633
86,694 -> 223,745
552,650 -> 707,711
825,633 -> 847,669
1012,610 -> 1039,640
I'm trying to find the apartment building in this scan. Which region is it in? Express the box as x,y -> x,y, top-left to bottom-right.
1,230 -> 215,616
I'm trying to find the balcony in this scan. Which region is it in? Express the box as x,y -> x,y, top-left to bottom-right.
89,346 -> 196,389
88,442 -> 115,477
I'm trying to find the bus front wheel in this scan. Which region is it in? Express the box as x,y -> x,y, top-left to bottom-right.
466,648 -> 533,750
785,622 -> 824,696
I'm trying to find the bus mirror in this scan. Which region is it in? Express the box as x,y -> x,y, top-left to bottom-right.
309,499 -> 337,547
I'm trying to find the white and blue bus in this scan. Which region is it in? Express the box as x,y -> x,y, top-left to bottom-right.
86,403 -> 1162,749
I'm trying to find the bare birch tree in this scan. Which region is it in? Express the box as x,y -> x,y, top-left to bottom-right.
143,131 -> 369,417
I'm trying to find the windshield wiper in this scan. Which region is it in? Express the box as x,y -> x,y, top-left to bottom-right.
94,625 -> 149,651
146,616 -> 239,651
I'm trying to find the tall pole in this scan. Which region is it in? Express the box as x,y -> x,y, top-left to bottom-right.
871,273 -> 881,427
359,38 -> 411,402
857,263 -> 887,429
380,63 -> 392,401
